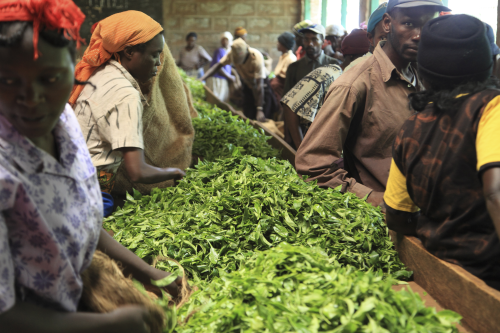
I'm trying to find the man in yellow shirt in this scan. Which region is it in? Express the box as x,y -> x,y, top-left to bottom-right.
384,14 -> 500,290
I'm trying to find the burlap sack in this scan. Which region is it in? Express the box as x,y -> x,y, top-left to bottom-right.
112,43 -> 197,196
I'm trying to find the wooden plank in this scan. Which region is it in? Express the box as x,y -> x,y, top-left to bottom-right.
390,231 -> 500,333
359,0 -> 370,26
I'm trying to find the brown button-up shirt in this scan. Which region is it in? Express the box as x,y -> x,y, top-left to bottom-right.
295,43 -> 422,199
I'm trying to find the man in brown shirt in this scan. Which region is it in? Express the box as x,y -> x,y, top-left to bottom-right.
295,0 -> 450,208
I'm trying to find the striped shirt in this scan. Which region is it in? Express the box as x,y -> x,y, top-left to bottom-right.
74,60 -> 147,173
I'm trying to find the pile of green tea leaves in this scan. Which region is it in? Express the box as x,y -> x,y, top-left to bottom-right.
191,100 -> 279,161
172,244 -> 460,333
104,151 -> 410,281
178,68 -> 205,100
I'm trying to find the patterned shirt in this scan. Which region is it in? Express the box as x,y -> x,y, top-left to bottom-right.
384,90 -> 500,282
281,64 -> 342,134
74,60 -> 147,174
0,105 -> 103,314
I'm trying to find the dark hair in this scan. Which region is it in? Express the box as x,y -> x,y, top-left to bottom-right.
0,21 -> 92,87
0,21 -> 77,59
186,32 -> 197,41
409,76 -> 500,113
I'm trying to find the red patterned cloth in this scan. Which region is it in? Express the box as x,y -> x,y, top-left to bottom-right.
0,0 -> 85,59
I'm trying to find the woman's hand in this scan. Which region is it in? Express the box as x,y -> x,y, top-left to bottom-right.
109,305 -> 152,333
161,168 -> 185,182
256,110 -> 267,123
147,269 -> 184,300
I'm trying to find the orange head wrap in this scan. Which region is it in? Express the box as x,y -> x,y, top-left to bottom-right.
69,10 -> 163,105
0,0 -> 85,59
234,26 -> 247,37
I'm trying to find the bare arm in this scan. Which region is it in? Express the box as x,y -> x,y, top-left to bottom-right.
254,78 -> 266,122
385,202 -> 418,236
0,301 -> 151,333
199,62 -> 223,82
97,229 -> 181,299
283,104 -> 304,148
483,167 -> 500,240
218,67 -> 235,81
120,148 -> 185,184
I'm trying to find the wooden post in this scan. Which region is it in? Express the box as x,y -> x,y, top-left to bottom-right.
322,0 -> 328,27
341,0 -> 347,28
359,0 -> 370,25
304,0 -> 311,20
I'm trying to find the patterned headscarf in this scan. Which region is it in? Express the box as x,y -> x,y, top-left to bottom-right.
69,10 -> 163,105
0,0 -> 85,59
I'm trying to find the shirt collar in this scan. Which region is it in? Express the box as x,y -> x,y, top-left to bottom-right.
305,50 -> 325,64
0,106 -> 94,180
108,60 -> 149,106
374,41 -> 416,85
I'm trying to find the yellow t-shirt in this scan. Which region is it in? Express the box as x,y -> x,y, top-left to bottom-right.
384,95 -> 500,213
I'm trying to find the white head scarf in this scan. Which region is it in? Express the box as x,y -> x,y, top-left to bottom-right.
220,31 -> 233,50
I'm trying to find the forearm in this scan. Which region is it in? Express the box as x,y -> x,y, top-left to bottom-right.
482,168 -> 500,240
0,301 -> 115,333
200,63 -> 222,81
283,105 -> 304,148
97,229 -> 161,284
218,67 -> 233,81
384,204 -> 419,236
254,79 -> 265,108
120,148 -> 184,184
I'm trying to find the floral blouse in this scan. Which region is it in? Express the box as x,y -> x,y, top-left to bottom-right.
0,105 -> 102,314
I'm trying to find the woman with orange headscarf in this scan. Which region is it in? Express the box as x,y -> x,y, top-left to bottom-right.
0,1 -> 181,332
70,11 -> 187,209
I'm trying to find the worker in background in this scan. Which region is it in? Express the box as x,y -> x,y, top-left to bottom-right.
270,31 -> 297,118
234,26 -> 247,42
323,24 -> 346,61
344,2 -> 388,72
201,38 -> 278,122
282,23 -> 340,148
71,11 -> 188,208
281,29 -> 370,148
292,20 -> 313,60
177,32 -> 212,79
206,32 -> 234,103
385,14 -> 500,290
295,0 -> 450,209
0,1 -> 179,332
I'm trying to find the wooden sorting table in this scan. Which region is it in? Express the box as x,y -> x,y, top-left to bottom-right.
204,86 -> 500,332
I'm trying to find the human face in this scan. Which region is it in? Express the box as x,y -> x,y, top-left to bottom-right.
367,21 -> 387,53
221,37 -> 229,49
302,31 -> 323,59
124,34 -> 164,83
277,41 -> 287,53
187,36 -> 196,49
384,7 -> 438,62
0,24 -> 75,141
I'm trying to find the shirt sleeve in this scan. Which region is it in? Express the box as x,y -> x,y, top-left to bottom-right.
477,95 -> 500,174
220,51 -> 232,66
0,168 -> 18,314
96,96 -> 144,151
0,213 -> 15,314
384,159 -> 419,213
295,83 -> 374,199
199,46 -> 212,63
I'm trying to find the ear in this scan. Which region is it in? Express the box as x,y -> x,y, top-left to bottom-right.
122,46 -> 135,60
366,31 -> 374,44
382,13 -> 391,34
